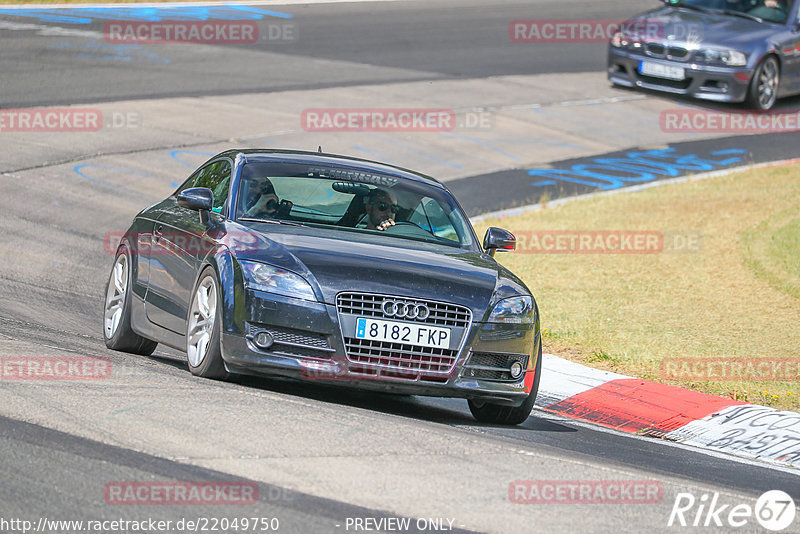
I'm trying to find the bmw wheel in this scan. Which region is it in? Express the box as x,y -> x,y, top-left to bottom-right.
186,267 -> 229,380
468,341 -> 542,425
746,56 -> 779,111
103,242 -> 158,355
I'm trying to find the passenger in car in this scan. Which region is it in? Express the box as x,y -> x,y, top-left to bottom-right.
363,188 -> 398,231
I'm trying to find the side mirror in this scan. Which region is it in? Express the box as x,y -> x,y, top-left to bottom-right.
177,187 -> 213,224
483,227 -> 516,257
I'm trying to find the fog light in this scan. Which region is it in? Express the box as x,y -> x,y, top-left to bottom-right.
509,361 -> 524,379
254,331 -> 274,349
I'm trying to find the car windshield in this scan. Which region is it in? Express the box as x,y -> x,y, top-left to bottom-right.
676,0 -> 792,23
235,161 -> 477,249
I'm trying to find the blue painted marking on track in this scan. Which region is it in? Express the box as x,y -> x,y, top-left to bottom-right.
170,150 -> 214,168
73,164 -> 150,189
527,147 -> 746,191
0,5 -> 293,24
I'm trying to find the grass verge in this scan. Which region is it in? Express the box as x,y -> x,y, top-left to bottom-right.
474,163 -> 800,412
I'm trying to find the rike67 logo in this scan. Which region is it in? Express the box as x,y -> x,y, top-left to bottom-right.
668,490 -> 796,531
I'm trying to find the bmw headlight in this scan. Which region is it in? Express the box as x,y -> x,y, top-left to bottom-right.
611,31 -> 628,48
240,260 -> 316,301
721,50 -> 747,67
700,48 -> 747,67
488,296 -> 535,324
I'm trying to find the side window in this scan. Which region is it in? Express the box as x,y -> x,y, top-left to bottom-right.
177,160 -> 232,214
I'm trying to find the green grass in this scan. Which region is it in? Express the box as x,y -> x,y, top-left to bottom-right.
474,163 -> 800,411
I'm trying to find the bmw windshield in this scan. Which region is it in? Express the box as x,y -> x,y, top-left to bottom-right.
673,0 -> 792,23
234,161 -> 478,250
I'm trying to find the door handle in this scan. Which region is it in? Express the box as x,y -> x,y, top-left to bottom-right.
153,225 -> 164,242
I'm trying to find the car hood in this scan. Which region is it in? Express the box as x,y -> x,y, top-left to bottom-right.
227,223 -> 529,318
625,6 -> 778,49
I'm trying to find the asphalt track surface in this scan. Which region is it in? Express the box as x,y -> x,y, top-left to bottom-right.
1,1 -> 799,533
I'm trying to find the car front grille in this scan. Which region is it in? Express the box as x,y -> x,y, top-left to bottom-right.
462,352 -> 528,381
336,292 -> 472,376
343,338 -> 458,374
646,43 -> 689,61
636,73 -> 692,90
336,292 -> 470,328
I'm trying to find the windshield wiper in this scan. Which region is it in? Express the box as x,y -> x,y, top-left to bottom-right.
719,9 -> 763,22
239,217 -> 305,227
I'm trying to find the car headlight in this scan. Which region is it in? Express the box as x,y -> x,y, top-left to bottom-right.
488,296 -> 535,324
700,48 -> 747,67
610,31 -> 628,48
240,260 -> 316,301
721,50 -> 747,67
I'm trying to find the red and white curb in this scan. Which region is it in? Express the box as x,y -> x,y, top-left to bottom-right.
535,354 -> 800,470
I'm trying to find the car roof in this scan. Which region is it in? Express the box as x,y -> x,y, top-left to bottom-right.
213,149 -> 446,189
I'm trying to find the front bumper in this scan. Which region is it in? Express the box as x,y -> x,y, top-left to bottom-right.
219,289 -> 539,407
608,47 -> 752,103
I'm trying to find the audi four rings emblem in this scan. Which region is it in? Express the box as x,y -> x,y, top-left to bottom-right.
381,300 -> 430,320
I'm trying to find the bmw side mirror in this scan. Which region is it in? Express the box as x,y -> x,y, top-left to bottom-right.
177,187 -> 213,224
483,227 -> 516,257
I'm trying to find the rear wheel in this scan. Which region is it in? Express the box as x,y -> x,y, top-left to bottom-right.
468,342 -> 542,425
746,56 -> 779,111
186,267 -> 229,380
103,242 -> 158,355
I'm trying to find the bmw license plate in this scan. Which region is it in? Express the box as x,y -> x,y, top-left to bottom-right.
639,61 -> 685,81
355,317 -> 450,349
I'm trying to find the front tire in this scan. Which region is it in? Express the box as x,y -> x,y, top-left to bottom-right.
103,242 -> 158,356
468,341 -> 542,425
746,56 -> 779,111
186,267 -> 229,380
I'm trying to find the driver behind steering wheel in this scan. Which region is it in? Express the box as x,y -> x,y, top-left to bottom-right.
244,177 -> 292,219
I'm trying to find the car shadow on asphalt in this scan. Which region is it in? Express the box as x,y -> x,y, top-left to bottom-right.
233,372 -> 576,433
612,82 -> 800,112
144,349 -> 577,432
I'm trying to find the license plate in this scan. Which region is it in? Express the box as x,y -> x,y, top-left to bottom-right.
355,318 -> 450,349
639,61 -> 685,81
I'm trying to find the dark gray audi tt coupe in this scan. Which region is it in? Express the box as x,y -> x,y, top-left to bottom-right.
103,149 -> 541,424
